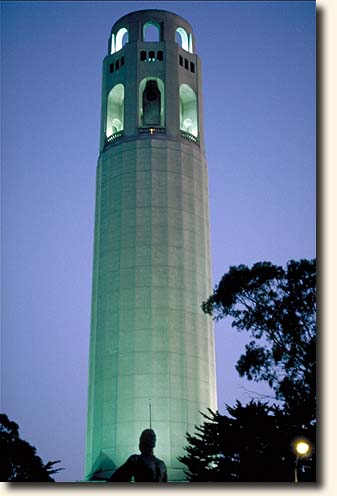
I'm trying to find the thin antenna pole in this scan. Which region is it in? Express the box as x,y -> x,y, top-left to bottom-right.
149,399 -> 152,429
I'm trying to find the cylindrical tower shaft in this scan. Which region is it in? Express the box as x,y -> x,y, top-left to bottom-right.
85,10 -> 216,482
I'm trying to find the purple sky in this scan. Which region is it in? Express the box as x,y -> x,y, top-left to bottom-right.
2,1 -> 315,483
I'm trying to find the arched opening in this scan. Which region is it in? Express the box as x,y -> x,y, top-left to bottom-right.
106,84 -> 125,137
143,81 -> 160,125
179,84 -> 198,137
115,27 -> 128,52
139,77 -> 165,127
175,27 -> 189,52
143,21 -> 160,42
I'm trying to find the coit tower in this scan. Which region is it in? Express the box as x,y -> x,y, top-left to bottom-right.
85,9 -> 216,482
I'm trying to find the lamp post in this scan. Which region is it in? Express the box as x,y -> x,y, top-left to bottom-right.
294,440 -> 310,483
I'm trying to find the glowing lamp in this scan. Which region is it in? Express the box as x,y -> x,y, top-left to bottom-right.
296,441 -> 310,456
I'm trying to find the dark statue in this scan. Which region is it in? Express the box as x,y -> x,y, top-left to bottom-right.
107,429 -> 168,482
142,80 -> 161,126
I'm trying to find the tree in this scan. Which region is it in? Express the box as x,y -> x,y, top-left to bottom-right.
179,401 -> 315,482
179,258 -> 316,481
0,413 -> 63,482
202,258 -> 316,425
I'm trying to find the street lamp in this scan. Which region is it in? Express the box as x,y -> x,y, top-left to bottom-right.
294,439 -> 311,483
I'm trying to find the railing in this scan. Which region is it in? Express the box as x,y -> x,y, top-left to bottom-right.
105,131 -> 124,146
138,127 -> 166,136
180,130 -> 199,144
104,129 -> 199,147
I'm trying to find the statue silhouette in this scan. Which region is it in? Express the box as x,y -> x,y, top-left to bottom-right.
107,429 -> 168,482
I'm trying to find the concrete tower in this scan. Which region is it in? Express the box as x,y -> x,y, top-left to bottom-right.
85,9 -> 216,482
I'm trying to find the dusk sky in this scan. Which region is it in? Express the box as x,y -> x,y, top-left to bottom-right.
2,0 -> 316,483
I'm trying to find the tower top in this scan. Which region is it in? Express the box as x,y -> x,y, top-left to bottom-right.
101,8 -> 204,152
109,9 -> 195,56
112,9 -> 192,29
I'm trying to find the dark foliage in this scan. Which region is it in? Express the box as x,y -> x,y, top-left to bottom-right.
202,258 -> 316,425
179,401 -> 316,482
180,258 -> 316,482
0,413 -> 63,482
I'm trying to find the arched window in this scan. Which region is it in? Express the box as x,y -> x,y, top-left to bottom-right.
179,84 -> 198,137
106,84 -> 125,137
143,21 -> 160,42
115,27 -> 128,52
139,77 -> 165,127
175,27 -> 189,52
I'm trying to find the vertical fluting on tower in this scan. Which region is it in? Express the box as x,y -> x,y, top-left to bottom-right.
85,10 -> 217,482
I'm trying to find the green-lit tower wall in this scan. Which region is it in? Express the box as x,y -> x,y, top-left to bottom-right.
85,9 -> 217,482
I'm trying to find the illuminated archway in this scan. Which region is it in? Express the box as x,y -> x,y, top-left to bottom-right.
143,21 -> 160,42
106,84 -> 125,136
175,27 -> 189,52
139,77 -> 165,127
179,84 -> 198,137
115,28 -> 128,52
